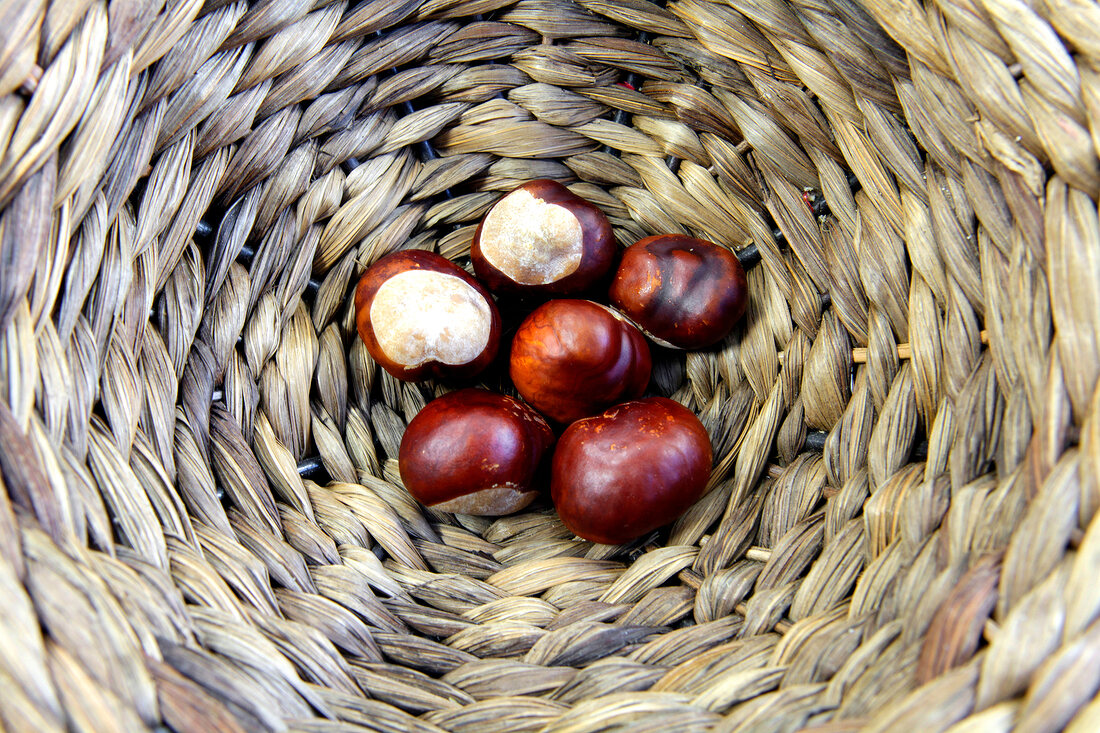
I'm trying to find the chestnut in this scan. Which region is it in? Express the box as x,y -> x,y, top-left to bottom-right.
354,250 -> 501,381
509,299 -> 651,425
551,397 -> 712,545
398,388 -> 554,515
609,234 -> 748,349
471,179 -> 616,296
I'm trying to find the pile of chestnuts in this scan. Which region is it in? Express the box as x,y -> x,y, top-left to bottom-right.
355,180 -> 749,545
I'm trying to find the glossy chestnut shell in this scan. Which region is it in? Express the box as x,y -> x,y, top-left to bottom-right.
609,234 -> 748,349
354,250 -> 501,382
509,299 -> 651,425
551,397 -> 712,545
471,179 -> 616,296
399,389 -> 554,516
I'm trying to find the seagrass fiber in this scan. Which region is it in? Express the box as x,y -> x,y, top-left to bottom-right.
0,0 -> 1098,731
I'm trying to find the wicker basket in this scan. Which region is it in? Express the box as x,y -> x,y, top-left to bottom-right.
2,0 -> 1098,730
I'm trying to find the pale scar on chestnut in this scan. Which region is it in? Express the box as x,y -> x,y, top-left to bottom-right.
479,188 -> 584,284
370,270 -> 492,367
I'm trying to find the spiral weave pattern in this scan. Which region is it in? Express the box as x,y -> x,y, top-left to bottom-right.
0,0 -> 1098,731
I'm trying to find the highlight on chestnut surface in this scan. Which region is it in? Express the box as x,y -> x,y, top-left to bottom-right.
609,233 -> 749,349
354,250 -> 501,382
550,396 -> 713,545
509,299 -> 651,425
398,388 -> 555,516
471,179 -> 617,296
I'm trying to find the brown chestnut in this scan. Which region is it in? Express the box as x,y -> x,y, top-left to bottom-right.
398,388 -> 554,515
355,250 -> 501,381
509,299 -> 651,425
551,397 -> 712,545
609,234 -> 748,349
471,179 -> 616,295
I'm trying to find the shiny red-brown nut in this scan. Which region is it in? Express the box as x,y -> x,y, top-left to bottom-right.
609,234 -> 748,349
398,388 -> 555,515
509,299 -> 651,425
551,397 -> 712,545
355,250 -> 501,381
471,179 -> 616,296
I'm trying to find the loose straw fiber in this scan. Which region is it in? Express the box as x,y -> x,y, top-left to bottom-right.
1,0 -> 1099,731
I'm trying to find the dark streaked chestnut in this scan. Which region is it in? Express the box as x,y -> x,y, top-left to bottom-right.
354,250 -> 501,382
551,397 -> 712,545
471,179 -> 616,296
509,299 -> 651,425
398,389 -> 554,516
609,234 -> 748,349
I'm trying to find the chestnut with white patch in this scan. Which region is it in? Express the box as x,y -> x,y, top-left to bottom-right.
472,179 -> 616,296
355,250 -> 501,381
399,389 -> 555,516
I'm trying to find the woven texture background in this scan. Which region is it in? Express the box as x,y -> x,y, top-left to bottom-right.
1,0 -> 1099,731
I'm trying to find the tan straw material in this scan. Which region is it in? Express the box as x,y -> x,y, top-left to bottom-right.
1,0 -> 1099,730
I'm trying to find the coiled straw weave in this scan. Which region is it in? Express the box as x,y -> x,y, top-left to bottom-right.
1,0 -> 1098,730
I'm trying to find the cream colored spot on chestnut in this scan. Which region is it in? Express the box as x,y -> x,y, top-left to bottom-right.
433,487 -> 537,516
370,270 -> 491,367
480,188 -> 583,284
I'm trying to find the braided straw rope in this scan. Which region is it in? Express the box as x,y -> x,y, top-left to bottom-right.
1,0 -> 1098,730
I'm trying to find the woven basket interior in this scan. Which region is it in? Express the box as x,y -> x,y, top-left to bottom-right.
1,0 -> 1099,731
